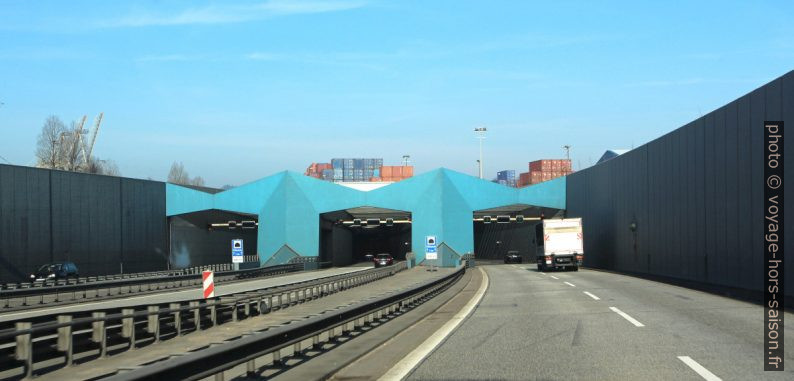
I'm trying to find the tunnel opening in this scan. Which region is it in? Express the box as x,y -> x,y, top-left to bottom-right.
473,205 -> 563,263
319,206 -> 412,267
169,209 -> 258,269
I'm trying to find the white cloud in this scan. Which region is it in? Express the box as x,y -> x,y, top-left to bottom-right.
105,0 -> 368,27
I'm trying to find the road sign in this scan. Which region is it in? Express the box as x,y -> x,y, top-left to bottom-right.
231,239 -> 244,263
425,235 -> 438,260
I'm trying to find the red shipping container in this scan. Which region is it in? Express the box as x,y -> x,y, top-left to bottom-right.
402,166 -> 414,177
381,166 -> 393,177
392,166 -> 403,177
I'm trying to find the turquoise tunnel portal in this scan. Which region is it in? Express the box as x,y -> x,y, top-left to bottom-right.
166,168 -> 566,267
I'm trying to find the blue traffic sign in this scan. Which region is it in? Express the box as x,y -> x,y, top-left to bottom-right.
231,239 -> 244,263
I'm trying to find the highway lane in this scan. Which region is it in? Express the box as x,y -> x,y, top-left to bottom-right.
408,264 -> 794,380
0,266 -> 370,323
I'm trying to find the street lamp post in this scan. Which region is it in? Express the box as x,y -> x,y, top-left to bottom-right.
474,127 -> 487,179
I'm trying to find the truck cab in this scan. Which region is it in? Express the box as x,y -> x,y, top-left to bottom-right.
535,218 -> 584,271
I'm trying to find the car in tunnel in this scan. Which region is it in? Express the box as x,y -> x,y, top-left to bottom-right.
373,253 -> 394,267
503,250 -> 523,264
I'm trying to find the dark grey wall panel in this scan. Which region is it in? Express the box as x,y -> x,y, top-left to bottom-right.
51,171 -> 122,276
566,70 -> 794,300
724,102 -> 739,287
750,88 -> 765,291
0,164 -> 168,282
0,166 -> 51,281
122,178 -> 168,273
736,95 -> 753,290
782,73 -> 794,298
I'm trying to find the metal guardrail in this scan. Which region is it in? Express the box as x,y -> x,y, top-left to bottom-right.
0,262 -> 406,379
0,262 -> 312,310
0,259 -> 262,291
105,262 -> 463,381
462,252 -> 475,268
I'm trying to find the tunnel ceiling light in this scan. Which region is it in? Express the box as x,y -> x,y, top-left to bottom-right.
516,215 -> 525,223
341,218 -> 411,225
472,216 -> 539,222
209,221 -> 258,229
385,218 -> 394,226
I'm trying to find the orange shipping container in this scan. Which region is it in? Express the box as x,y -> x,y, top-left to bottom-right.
519,172 -> 531,187
381,166 -> 392,177
392,166 -> 403,177
402,166 -> 414,177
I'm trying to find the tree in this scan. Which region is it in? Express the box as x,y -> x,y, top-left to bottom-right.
168,161 -> 191,185
190,176 -> 205,187
85,157 -> 121,176
35,115 -> 67,169
100,160 -> 121,176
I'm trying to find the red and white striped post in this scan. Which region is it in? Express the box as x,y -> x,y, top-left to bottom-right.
202,270 -> 214,299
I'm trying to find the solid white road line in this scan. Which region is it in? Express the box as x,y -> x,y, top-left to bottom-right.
677,356 -> 722,381
583,291 -> 600,300
564,281 -> 576,287
550,275 -> 559,280
379,267 -> 490,381
539,272 -> 546,276
609,306 -> 645,327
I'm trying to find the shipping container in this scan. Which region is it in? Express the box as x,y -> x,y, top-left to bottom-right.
381,166 -> 393,177
402,166 -> 414,177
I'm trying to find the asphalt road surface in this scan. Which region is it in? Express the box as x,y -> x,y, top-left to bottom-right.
408,264 -> 794,380
0,266 -> 369,323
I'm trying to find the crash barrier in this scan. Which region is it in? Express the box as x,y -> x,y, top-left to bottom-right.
0,262 -> 406,379
104,262 -> 462,381
0,262 -> 328,310
288,256 -> 322,270
462,253 -> 475,268
1,258 -> 262,291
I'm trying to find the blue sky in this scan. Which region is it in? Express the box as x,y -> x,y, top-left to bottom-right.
1,0 -> 792,186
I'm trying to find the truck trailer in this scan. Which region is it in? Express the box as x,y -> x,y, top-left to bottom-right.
535,218 -> 584,271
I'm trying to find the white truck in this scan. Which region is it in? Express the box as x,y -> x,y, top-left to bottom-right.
535,218 -> 584,271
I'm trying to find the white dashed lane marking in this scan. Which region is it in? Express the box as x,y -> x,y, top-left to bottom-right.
583,291 -> 600,300
677,356 -> 722,381
609,306 -> 645,327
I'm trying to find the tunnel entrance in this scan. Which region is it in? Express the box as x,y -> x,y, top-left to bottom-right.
169,209 -> 258,269
319,207 -> 412,267
473,205 -> 563,262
